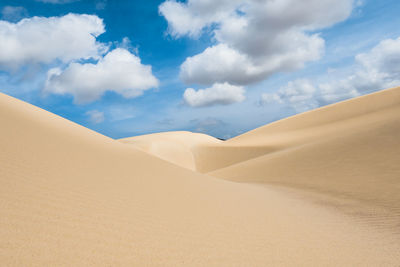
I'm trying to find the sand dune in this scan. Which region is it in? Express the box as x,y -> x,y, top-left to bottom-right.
120,131 -> 221,170
1,88 -> 400,265
210,87 -> 400,222
119,132 -> 272,173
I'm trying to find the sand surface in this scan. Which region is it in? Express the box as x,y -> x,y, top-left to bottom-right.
1,87 -> 400,265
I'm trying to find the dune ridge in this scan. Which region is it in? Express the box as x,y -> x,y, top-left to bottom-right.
209,87 -> 400,221
120,131 -> 221,170
1,87 -> 400,265
124,86 -> 400,232
122,87 -> 400,175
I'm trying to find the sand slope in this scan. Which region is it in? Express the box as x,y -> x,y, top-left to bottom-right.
210,87 -> 400,220
120,131 -> 221,170
1,89 -> 400,266
119,132 -> 272,173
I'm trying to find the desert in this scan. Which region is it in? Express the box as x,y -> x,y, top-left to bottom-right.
1,0 -> 400,265
1,87 -> 400,265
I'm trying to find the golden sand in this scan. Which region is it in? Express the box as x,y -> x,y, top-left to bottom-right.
1,87 -> 400,265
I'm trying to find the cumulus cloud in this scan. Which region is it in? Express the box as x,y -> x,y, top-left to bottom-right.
180,39 -> 323,86
183,82 -> 245,107
160,0 -> 354,86
44,48 -> 159,104
159,0 -> 241,38
319,36 -> 400,103
0,13 -> 159,104
261,79 -> 319,112
0,13 -> 106,70
263,36 -> 400,110
86,110 -> 104,124
318,82 -> 360,104
354,37 -> 400,88
1,6 -> 28,22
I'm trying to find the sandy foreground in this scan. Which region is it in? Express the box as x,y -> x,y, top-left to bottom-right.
1,87 -> 400,266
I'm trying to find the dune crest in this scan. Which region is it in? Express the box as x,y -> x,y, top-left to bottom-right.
1,88 -> 400,265
210,87 -> 400,217
120,131 -> 221,170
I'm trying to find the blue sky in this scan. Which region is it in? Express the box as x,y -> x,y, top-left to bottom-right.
0,0 -> 399,139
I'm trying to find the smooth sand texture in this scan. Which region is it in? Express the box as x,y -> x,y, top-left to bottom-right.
120,131 -> 221,170
1,87 -> 400,265
210,87 -> 400,223
120,132 -> 273,173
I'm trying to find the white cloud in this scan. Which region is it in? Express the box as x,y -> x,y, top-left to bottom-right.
159,0 -> 241,38
261,79 -> 319,112
44,48 -> 159,104
355,37 -> 400,87
160,0 -> 354,86
1,6 -> 28,22
319,36 -> 400,103
183,82 -> 245,107
318,81 -> 359,104
263,36 -> 400,110
117,37 -> 139,54
0,13 -> 159,104
180,38 -> 323,85
86,110 -> 104,124
180,44 -> 257,85
0,13 -> 106,70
